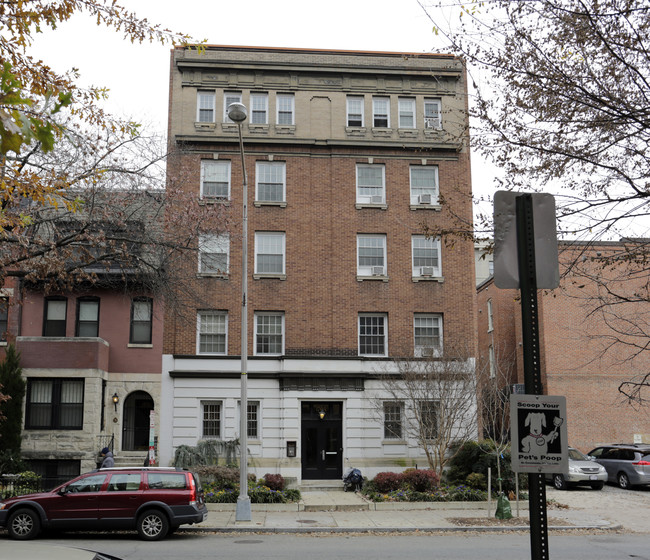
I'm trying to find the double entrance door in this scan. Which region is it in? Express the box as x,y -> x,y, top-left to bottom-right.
301,401 -> 342,480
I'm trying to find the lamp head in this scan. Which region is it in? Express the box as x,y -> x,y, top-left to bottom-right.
227,102 -> 248,123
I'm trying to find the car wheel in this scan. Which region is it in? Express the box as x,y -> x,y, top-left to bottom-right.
137,509 -> 169,541
8,508 -> 41,540
617,472 -> 631,489
553,474 -> 567,490
590,481 -> 604,490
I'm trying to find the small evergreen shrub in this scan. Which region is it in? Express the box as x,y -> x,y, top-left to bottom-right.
466,472 -> 487,490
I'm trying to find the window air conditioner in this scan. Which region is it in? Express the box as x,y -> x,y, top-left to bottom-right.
371,266 -> 385,276
370,195 -> 384,204
419,347 -> 435,357
425,118 -> 440,129
418,194 -> 432,205
511,383 -> 525,394
420,266 -> 434,276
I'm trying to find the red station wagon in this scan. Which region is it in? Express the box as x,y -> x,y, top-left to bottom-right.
0,467 -> 207,541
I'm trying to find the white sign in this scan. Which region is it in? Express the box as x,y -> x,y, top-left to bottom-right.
510,394 -> 568,473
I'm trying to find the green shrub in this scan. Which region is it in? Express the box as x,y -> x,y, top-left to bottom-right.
466,472 -> 487,490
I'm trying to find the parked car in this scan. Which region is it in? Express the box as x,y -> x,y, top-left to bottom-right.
544,447 -> 607,490
0,467 -> 207,541
587,444 -> 650,489
0,542 -> 123,560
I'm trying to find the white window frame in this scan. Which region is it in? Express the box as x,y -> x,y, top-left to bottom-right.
197,310 -> 228,355
412,236 -> 441,277
237,400 -> 261,440
414,313 -> 443,357
383,401 -> 403,440
487,298 -> 494,332
197,91 -> 215,123
223,92 -> 243,122
200,160 -> 231,200
346,96 -> 364,127
254,232 -> 286,275
372,96 -> 390,128
358,313 -> 388,357
276,93 -> 295,125
250,92 -> 269,125
255,161 -> 286,203
356,164 -> 385,204
489,344 -> 496,379
201,401 -> 222,439
357,234 -> 387,277
424,98 -> 442,130
398,98 -> 416,129
254,312 -> 285,356
410,166 -> 439,205
199,234 -> 230,275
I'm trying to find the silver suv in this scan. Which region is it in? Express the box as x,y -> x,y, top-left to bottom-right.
587,444 -> 650,489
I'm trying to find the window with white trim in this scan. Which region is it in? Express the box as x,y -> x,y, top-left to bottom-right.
424,98 -> 442,129
197,311 -> 227,354
398,98 -> 415,128
489,344 -> 496,379
130,298 -> 152,344
277,94 -> 295,125
358,313 -> 387,356
383,401 -> 403,439
412,236 -> 441,277
418,400 -> 438,439
346,96 -> 364,127
197,91 -> 215,122
199,234 -> 230,275
256,162 -> 286,203
254,312 -> 284,355
410,166 -> 439,205
372,97 -> 390,128
255,232 -> 285,274
201,160 -> 231,200
250,93 -> 269,124
414,314 -> 442,357
202,401 -> 222,438
223,92 -> 242,122
356,164 -> 385,204
487,299 -> 494,332
357,234 -> 386,277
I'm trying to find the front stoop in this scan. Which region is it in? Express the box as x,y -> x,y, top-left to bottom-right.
300,479 -> 344,492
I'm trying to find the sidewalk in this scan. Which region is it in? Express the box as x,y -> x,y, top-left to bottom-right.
185,491 -> 621,533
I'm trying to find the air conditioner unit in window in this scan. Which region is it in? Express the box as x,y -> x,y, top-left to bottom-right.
511,383 -> 526,394
417,346 -> 435,357
425,118 -> 440,129
418,194 -> 432,205
370,195 -> 384,204
371,266 -> 385,276
420,266 -> 434,276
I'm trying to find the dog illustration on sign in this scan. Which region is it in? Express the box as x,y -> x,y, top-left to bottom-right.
520,412 -> 563,454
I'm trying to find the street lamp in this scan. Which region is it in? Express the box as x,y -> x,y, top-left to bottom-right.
228,102 -> 252,523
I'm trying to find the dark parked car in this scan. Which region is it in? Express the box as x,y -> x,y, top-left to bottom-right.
545,447 -> 608,490
587,444 -> 650,489
0,467 -> 207,541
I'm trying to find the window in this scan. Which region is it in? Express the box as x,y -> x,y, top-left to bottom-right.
412,236 -> 441,277
244,401 -> 259,439
250,93 -> 268,124
199,234 -> 230,275
197,311 -> 227,354
26,378 -> 84,429
108,473 -> 142,492
358,313 -> 387,356
410,166 -> 439,205
255,232 -> 285,275
418,400 -> 438,439
148,473 -> 187,489
196,91 -> 215,122
223,92 -> 242,122
346,96 -> 364,127
130,298 -> 152,345
414,314 -> 442,357
255,312 -> 284,355
489,344 -> 496,379
202,401 -> 222,438
277,94 -> 295,125
357,234 -> 387,277
372,97 -> 390,128
76,298 -> 99,337
383,402 -> 403,439
201,160 -> 230,199
356,164 -> 385,204
424,98 -> 442,129
44,297 -> 67,337
0,297 -> 7,342
66,474 -> 106,493
487,299 -> 494,332
256,162 -> 286,202
398,98 -> 415,128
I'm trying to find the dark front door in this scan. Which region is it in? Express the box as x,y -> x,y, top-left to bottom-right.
122,391 -> 154,451
301,402 -> 342,480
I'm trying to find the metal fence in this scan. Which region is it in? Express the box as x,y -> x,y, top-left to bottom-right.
0,475 -> 42,499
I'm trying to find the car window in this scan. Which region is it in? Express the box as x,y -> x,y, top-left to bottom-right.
147,473 -> 187,489
108,473 -> 142,492
620,450 -> 635,461
67,474 -> 107,493
600,448 -> 619,459
568,448 -> 587,461
589,447 -> 605,458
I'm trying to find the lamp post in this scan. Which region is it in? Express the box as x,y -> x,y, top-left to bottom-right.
227,102 -> 252,523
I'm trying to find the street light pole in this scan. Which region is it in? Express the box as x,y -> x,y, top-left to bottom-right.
227,102 -> 252,523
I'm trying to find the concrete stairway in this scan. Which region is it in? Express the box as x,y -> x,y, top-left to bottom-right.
300,480 -> 369,511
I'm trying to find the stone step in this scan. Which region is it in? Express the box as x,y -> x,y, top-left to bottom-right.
301,490 -> 369,511
300,479 -> 344,492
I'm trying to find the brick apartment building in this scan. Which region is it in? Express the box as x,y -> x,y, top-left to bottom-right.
477,240 -> 650,453
160,45 -> 477,482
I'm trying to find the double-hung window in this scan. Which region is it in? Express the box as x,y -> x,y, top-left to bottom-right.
25,378 -> 84,429
414,314 -> 442,357
372,97 -> 390,128
239,401 -> 260,439
130,298 -> 152,345
197,311 -> 227,354
223,92 -> 242,122
202,401 -> 222,438
255,232 -> 285,275
255,312 -> 284,355
398,98 -> 415,128
358,313 -> 388,357
356,164 -> 385,205
412,236 -> 441,277
410,166 -> 439,205
358,234 -> 387,277
277,94 -> 295,125
346,96 -> 364,127
199,234 -> 230,275
201,160 -> 231,200
418,400 -> 438,439
424,98 -> 442,129
76,298 -> 99,337
383,401 -> 403,439
197,91 -> 215,122
250,93 -> 268,124
0,298 -> 8,342
256,162 -> 286,203
44,297 -> 67,337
